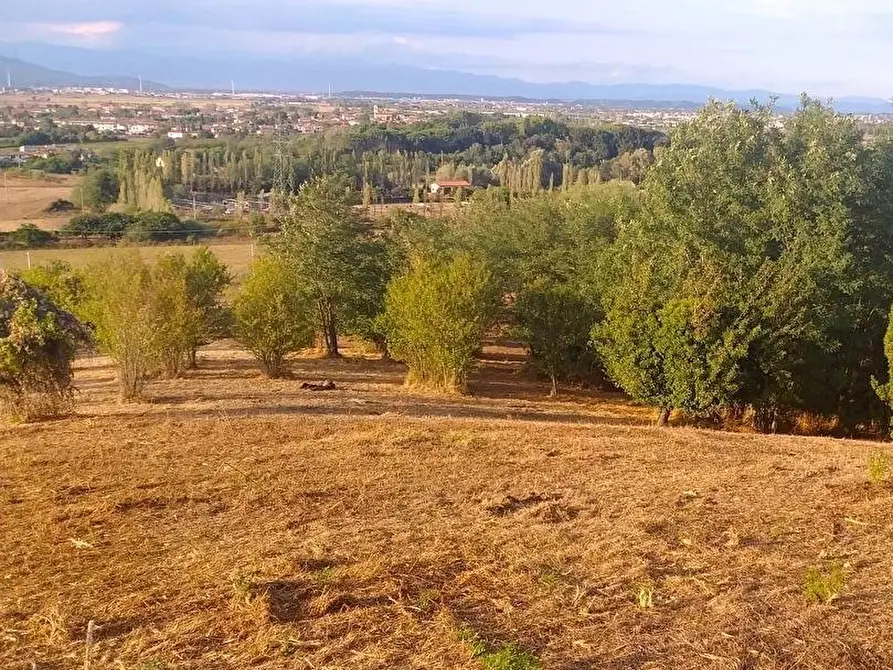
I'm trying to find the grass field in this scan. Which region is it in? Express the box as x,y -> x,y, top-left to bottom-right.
0,174 -> 76,232
0,242 -> 257,275
2,342 -> 892,669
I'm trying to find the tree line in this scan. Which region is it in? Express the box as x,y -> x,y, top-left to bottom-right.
89,113 -> 665,207
6,98 -> 893,436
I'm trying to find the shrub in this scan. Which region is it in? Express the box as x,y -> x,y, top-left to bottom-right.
383,254 -> 497,393
84,254 -> 157,401
61,212 -> 131,240
0,271 -> 91,420
8,223 -> 57,249
19,261 -> 87,314
148,254 -> 203,378
125,212 -> 207,243
45,199 -> 76,214
233,257 -> 314,378
516,281 -> 599,396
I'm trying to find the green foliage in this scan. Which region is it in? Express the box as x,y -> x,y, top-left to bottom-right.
6,223 -> 57,249
61,212 -> 131,240
84,254 -> 157,401
271,176 -> 389,356
125,211 -> 206,243
804,563 -> 846,604
148,254 -> 204,378
595,98 -> 893,432
184,247 -> 232,365
384,254 -> 497,393
0,271 -> 90,420
233,256 -> 314,378
80,168 -> 119,213
867,451 -> 891,485
19,261 -> 87,314
458,628 -> 540,670
516,282 -> 599,396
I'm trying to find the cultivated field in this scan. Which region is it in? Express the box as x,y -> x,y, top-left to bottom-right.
0,174 -> 76,232
0,242 -> 256,275
2,342 -> 892,669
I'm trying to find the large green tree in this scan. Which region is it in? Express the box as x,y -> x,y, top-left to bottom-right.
271,176 -> 389,357
596,99 -> 893,432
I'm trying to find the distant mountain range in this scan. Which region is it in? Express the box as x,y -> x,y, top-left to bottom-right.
1,42 -> 891,114
0,56 -> 166,91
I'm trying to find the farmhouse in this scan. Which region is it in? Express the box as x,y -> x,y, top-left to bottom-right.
429,179 -> 472,196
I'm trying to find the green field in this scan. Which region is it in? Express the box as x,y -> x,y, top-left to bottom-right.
0,242 -> 257,275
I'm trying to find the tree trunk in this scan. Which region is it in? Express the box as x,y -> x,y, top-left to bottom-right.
549,374 -> 558,398
657,407 -> 672,427
316,300 -> 340,358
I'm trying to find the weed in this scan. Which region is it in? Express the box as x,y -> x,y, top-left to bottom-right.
804,562 -> 846,604
634,582 -> 655,608
416,589 -> 439,613
868,451 -> 890,485
138,661 -> 166,670
314,566 -> 336,587
537,564 -> 563,589
458,626 -> 539,670
231,570 -> 257,604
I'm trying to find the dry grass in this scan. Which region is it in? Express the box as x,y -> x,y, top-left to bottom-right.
0,174 -> 76,231
2,342 -> 893,669
0,243 -> 256,275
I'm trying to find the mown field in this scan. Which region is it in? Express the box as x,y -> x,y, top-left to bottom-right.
2,342 -> 892,670
0,174 -> 76,232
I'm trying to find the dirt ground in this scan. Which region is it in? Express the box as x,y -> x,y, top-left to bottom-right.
0,174 -> 76,231
2,343 -> 892,670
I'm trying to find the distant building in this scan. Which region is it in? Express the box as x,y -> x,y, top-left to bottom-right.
430,179 -> 472,196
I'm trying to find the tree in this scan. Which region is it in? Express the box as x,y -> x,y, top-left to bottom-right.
383,254 -> 497,393
595,99 -> 893,432
233,256 -> 314,378
271,176 -> 384,357
516,282 -> 599,397
0,272 -> 91,420
81,168 -> 119,213
184,247 -> 232,367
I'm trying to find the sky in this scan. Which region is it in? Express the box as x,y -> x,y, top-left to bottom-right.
2,0 -> 893,97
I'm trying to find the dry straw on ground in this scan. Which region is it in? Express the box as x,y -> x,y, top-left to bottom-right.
2,343 -> 892,669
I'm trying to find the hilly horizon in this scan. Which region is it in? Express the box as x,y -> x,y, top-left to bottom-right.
1,43 -> 891,114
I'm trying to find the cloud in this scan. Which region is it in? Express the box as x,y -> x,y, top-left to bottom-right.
39,21 -> 123,40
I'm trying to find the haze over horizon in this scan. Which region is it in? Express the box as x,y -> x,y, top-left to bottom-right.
1,0 -> 893,99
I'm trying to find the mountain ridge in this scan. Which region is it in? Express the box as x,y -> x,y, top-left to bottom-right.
1,43 -> 890,113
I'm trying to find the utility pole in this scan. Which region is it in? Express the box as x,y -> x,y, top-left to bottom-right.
192,191 -> 197,220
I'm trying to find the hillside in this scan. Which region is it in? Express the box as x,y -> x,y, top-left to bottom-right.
0,55 -> 164,90
2,341 -> 892,669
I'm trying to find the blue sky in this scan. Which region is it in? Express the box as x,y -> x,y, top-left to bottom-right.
2,0 -> 893,97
